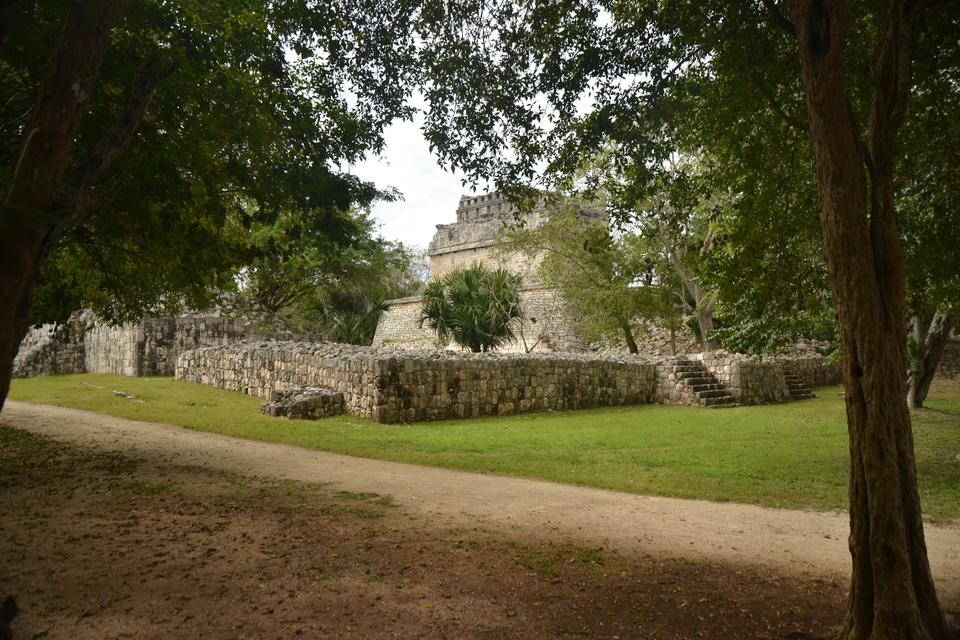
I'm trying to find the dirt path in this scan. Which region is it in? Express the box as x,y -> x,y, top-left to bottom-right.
4,399 -> 960,603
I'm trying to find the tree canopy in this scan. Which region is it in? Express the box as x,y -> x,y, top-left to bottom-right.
499,209 -> 679,354
0,0 -> 423,404
404,0 -> 960,636
2,0 -> 418,325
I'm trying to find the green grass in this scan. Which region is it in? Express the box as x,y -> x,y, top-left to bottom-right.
7,373 -> 960,522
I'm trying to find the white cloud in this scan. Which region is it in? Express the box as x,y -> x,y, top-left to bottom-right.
351,115 -> 477,249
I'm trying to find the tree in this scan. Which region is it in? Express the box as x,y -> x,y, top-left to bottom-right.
0,0 -> 418,407
899,45 -> 960,408
308,286 -> 391,345
655,157 -> 834,356
572,151 -> 725,353
236,209 -> 419,313
500,209 -> 679,354
410,0 -> 959,635
419,263 -> 522,352
641,192 -> 720,352
280,226 -> 429,344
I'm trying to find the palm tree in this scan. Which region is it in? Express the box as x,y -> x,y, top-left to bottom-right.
419,263 -> 522,352
314,286 -> 390,345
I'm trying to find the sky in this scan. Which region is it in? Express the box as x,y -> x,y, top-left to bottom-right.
350,113 -> 489,251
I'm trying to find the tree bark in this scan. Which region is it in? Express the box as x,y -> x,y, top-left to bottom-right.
0,0 -> 122,411
907,312 -> 957,409
789,0 -> 949,638
619,317 -> 640,354
660,229 -> 719,352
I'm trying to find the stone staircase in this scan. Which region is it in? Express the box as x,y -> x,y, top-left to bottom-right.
672,359 -> 737,408
781,366 -> 814,400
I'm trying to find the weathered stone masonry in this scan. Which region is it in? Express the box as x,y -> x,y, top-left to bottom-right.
176,342 -> 841,423
176,342 -> 659,423
373,191 -> 600,353
13,313 -> 316,379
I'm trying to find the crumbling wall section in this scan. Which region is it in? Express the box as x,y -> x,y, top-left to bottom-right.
12,317 -> 90,378
13,313 -> 318,379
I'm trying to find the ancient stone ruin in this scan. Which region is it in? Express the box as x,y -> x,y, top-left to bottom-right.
13,194 -> 842,422
12,293 -> 316,379
175,341 -> 840,423
372,191 -> 606,353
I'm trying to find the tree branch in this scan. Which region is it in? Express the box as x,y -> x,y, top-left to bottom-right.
61,57 -> 179,230
760,0 -> 797,36
718,47 -> 810,136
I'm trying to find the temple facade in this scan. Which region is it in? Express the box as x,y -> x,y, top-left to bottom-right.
372,191 -> 603,353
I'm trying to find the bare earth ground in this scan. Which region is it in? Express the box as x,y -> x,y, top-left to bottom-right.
2,401 -> 958,639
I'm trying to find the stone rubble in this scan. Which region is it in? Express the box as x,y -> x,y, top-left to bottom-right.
260,387 -> 345,419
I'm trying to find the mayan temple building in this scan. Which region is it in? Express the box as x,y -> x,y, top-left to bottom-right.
372,191 -> 604,353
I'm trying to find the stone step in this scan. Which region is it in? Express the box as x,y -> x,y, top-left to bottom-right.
690,383 -> 723,393
678,373 -> 712,382
673,366 -> 704,374
703,396 -> 737,407
697,389 -> 733,399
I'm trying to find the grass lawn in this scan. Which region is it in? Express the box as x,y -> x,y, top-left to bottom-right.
7,373 -> 960,522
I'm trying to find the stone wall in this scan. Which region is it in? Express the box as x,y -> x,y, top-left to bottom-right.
372,297 -> 442,351
176,342 -> 658,423
176,342 -> 842,423
177,342 -> 381,416
777,355 -> 843,388
12,316 -> 90,378
697,352 -> 788,405
697,352 -> 841,404
82,322 -> 142,376
13,313 -> 318,379
939,338 -> 960,377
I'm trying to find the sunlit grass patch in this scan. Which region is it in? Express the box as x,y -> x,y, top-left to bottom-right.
8,374 -> 960,521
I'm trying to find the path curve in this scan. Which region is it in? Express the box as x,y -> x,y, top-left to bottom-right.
4,400 -> 959,602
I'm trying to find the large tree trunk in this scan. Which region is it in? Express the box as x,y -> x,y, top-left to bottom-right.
790,0 -> 949,638
907,312 -> 957,409
0,0 -> 122,411
1,1 -> 175,412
